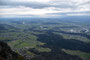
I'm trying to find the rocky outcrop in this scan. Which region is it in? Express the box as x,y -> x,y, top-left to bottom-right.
0,41 -> 24,60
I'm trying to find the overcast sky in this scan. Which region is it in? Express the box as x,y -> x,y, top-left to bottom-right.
0,0 -> 90,18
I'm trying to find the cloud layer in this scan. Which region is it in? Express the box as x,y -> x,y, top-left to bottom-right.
0,0 -> 90,18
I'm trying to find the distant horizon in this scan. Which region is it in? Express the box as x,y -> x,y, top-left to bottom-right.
0,15 -> 90,19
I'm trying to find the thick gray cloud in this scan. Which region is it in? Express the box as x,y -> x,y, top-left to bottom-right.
0,0 -> 90,18
0,0 -> 90,9
0,0 -> 79,9
0,0 -> 50,9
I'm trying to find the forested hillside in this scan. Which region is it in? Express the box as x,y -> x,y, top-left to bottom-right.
0,18 -> 90,60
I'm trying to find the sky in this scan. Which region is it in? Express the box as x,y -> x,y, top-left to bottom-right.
0,0 -> 90,18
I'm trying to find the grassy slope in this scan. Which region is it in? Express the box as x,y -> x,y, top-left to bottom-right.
62,49 -> 90,60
